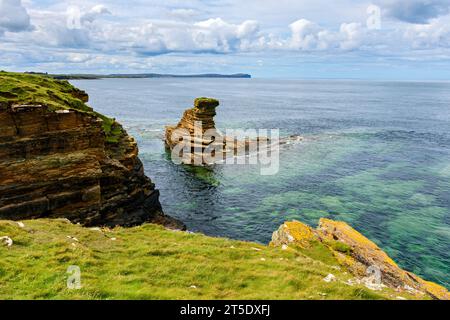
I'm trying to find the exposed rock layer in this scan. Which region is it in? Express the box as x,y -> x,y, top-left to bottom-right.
165,97 -> 272,165
165,97 -> 221,164
0,77 -> 183,229
271,219 -> 449,300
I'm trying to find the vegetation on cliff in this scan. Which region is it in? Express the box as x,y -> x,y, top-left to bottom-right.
0,219 -> 432,300
0,71 -> 180,228
194,97 -> 220,109
0,71 -> 121,143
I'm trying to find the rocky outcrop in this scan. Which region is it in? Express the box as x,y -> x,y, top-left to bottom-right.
165,97 -> 273,165
0,73 -> 184,229
165,97 -> 222,164
271,219 -> 449,300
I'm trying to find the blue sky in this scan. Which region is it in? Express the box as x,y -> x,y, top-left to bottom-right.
1,0 -> 450,79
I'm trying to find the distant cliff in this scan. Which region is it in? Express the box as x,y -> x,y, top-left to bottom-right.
24,72 -> 252,80
0,72 -> 183,229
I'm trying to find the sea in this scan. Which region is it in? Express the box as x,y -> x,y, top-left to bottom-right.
71,78 -> 450,288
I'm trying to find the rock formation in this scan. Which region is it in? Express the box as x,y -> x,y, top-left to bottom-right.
165,97 -> 221,164
165,97 -> 272,165
271,219 -> 449,300
0,72 -> 184,229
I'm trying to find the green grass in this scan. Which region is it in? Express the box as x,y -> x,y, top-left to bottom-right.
194,97 -> 220,109
0,71 -> 123,144
0,219 -> 419,300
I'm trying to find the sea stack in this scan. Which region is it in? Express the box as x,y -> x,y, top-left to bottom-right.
165,97 -> 275,165
165,97 -> 224,164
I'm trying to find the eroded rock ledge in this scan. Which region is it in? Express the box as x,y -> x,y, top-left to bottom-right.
271,219 -> 449,300
0,72 -> 184,230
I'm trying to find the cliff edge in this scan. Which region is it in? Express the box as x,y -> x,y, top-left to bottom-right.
0,72 -> 183,229
1,218 -> 447,300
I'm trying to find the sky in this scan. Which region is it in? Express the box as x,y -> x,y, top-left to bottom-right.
1,0 -> 450,79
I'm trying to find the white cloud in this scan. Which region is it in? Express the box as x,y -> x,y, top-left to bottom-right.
339,23 -> 365,50
169,8 -> 199,20
404,16 -> 450,48
289,19 -> 321,50
95,17 -> 265,54
81,4 -> 111,24
25,4 -> 112,48
2,0 -> 450,76
289,19 -> 367,51
0,0 -> 33,33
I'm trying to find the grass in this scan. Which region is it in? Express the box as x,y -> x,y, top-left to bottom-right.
0,71 -> 123,144
0,219 -> 420,300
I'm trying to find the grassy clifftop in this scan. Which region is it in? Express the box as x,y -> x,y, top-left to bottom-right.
0,219 -> 422,300
0,71 -> 121,143
0,71 -> 91,112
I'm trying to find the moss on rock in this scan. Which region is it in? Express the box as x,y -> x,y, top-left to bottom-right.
194,97 -> 220,109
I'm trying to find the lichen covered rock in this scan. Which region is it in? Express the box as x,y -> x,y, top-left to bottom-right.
271,221 -> 316,248
271,219 -> 449,300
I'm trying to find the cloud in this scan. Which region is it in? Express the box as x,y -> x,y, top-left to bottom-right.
339,22 -> 365,50
288,19 -> 367,51
81,4 -> 111,24
404,17 -> 450,48
169,8 -> 199,20
101,18 -> 265,55
2,0 -> 450,77
289,19 -> 324,50
0,0 -> 33,33
193,18 -> 261,52
376,0 -> 450,24
28,4 -> 112,48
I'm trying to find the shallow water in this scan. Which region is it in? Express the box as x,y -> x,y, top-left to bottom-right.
71,78 -> 450,288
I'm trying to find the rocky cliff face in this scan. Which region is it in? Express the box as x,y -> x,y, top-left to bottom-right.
271,219 -> 449,300
0,72 -> 183,229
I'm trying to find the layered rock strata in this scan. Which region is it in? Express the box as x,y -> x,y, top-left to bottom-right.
0,74 -> 184,229
165,97 -> 271,165
271,219 -> 449,300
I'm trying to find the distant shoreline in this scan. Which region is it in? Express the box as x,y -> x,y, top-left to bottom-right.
24,72 -> 251,80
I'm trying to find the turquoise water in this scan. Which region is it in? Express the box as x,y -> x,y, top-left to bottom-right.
71,78 -> 450,288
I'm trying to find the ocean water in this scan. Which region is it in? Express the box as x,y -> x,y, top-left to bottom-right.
71,78 -> 450,288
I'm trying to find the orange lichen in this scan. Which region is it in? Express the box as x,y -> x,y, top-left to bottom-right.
318,218 -> 399,268
284,221 -> 316,247
417,278 -> 450,300
271,218 -> 450,300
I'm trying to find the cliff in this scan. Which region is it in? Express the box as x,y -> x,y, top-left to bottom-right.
0,72 -> 183,229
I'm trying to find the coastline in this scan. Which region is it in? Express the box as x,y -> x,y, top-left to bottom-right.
0,72 -> 448,300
